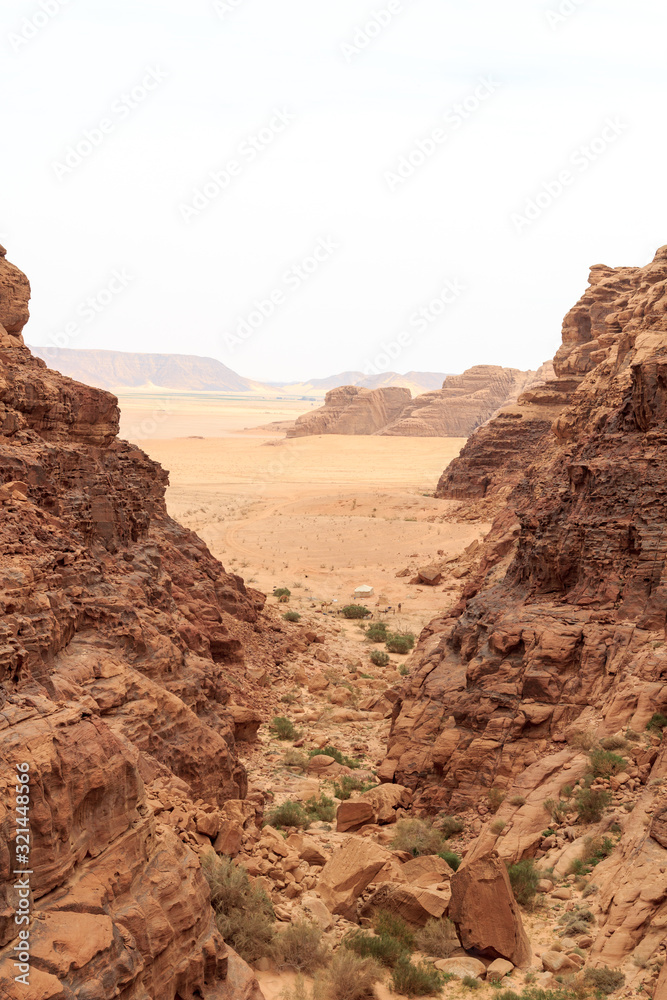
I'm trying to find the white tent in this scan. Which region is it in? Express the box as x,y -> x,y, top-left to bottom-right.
354,585 -> 374,597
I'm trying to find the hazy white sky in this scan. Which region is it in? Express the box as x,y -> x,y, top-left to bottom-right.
2,0 -> 665,381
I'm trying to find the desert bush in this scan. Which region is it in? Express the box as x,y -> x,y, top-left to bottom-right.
274,587 -> 291,598
309,745 -> 361,769
544,798 -> 570,824
416,917 -> 458,958
568,729 -> 597,751
370,650 -> 390,667
271,716 -> 299,741
279,975 -> 312,1000
386,632 -> 415,654
373,911 -> 415,950
398,663 -> 410,676
267,800 -> 309,830
589,748 -> 627,778
488,787 -> 506,813
201,852 -> 274,963
283,611 -> 301,623
438,850 -> 462,871
575,786 -> 612,823
462,975 -> 481,989
280,690 -> 300,704
332,775 -> 374,800
582,882 -> 599,898
316,950 -> 382,1000
391,818 -> 446,857
582,835 -> 614,867
273,920 -> 329,972
507,859 -> 540,907
341,605 -> 371,619
304,794 -> 336,823
365,622 -> 389,643
344,930 -> 406,968
509,795 -> 526,806
282,749 -> 308,770
438,815 -> 464,838
599,735 -> 629,751
583,966 -> 625,995
559,906 -> 595,937
490,819 -> 506,834
647,712 -> 667,733
391,956 -> 444,996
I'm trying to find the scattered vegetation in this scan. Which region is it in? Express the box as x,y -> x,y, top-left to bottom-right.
391,956 -> 445,997
280,690 -> 300,704
646,712 -> 667,734
283,611 -> 301,623
558,905 -> 595,937
490,819 -> 506,834
344,930 -> 406,969
341,605 -> 371,619
373,911 -> 415,950
438,850 -> 462,871
273,920 -> 329,973
271,716 -> 300,741
370,650 -> 390,667
316,951 -> 382,1000
507,858 -> 540,907
437,815 -> 464,838
267,800 -> 310,830
273,587 -> 292,598
201,852 -> 274,963
385,632 -> 415,654
575,785 -> 612,823
462,975 -> 481,989
365,622 -> 389,643
282,749 -> 308,770
416,917 -> 459,958
309,745 -> 361,769
303,793 -> 336,823
509,795 -> 527,806
583,966 -> 625,995
391,818 -> 447,856
599,734 -> 629,751
398,663 -> 411,676
488,787 -> 506,813
589,748 -> 627,778
568,730 -> 597,751
332,775 -> 374,800
544,797 -> 570,824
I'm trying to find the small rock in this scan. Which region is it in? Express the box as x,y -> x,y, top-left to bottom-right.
487,958 -> 514,982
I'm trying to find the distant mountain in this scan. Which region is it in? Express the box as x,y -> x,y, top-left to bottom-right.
29,347 -> 263,394
271,370 -> 452,396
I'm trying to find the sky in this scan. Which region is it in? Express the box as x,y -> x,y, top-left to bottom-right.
1,0 -> 666,382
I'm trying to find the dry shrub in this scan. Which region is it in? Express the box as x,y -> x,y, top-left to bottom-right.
274,920 -> 329,973
315,951 -> 382,1000
201,852 -> 274,963
416,917 -> 459,958
390,819 -> 446,856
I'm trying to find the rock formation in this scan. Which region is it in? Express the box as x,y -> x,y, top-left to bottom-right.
287,365 -> 553,439
381,246 -> 667,971
0,253 -> 270,998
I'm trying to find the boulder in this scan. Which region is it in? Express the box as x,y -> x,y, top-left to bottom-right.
487,958 -> 514,982
229,705 -> 263,741
336,783 -> 412,832
542,951 -> 578,973
449,853 -> 531,967
360,882 -> 451,926
400,855 -> 454,887
300,895 -> 334,931
434,957 -> 486,979
318,840 -> 392,918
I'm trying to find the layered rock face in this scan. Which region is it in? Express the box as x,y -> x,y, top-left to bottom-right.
382,247 -> 667,967
287,365 -> 551,438
286,384 -> 411,437
0,254 -> 267,998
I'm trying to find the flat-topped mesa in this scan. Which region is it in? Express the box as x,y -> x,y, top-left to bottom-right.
383,245 -> 667,971
0,252 -> 267,999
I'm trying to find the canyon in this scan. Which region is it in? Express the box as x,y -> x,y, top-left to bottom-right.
3,245 -> 667,1000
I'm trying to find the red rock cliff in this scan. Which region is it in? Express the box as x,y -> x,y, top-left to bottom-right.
0,251 -> 267,999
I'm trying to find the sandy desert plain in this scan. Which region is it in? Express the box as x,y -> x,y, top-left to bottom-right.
123,391 -> 485,638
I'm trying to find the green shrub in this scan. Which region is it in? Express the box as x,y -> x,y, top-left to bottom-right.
488,787 -> 506,813
316,950 -> 382,1000
341,605 -> 371,619
575,786 -> 612,823
274,587 -> 291,597
416,917 -> 458,958
462,975 -> 481,989
283,611 -> 301,623
271,716 -> 299,741
304,793 -> 336,823
386,632 -> 415,654
282,749 -> 308,770
309,746 -> 361,769
273,920 -> 329,972
391,819 -> 446,856
582,835 -> 614,867
373,911 -> 415,950
438,815 -> 464,838
365,622 -> 389,643
509,795 -> 526,806
398,663 -> 410,676
438,850 -> 462,871
332,775 -> 374,800
201,852 -> 274,963
267,800 -> 309,830
583,966 -> 625,995
344,930 -> 406,969
507,859 -> 540,907
370,650 -> 390,667
490,819 -> 506,834
589,748 -> 627,778
391,956 -> 444,996
544,798 -> 569,823
559,906 -> 595,937
600,735 -> 629,751
647,712 -> 667,733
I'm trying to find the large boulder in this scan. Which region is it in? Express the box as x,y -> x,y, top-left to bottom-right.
360,882 -> 450,926
318,840 -> 392,918
336,784 -> 412,832
449,854 -> 531,967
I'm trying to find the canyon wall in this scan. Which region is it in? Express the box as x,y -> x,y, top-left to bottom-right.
287,365 -> 553,439
0,251 -> 269,999
382,247 -> 667,970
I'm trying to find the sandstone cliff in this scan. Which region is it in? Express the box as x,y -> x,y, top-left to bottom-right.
0,252 -> 268,998
382,246 -> 667,972
286,365 -> 552,439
